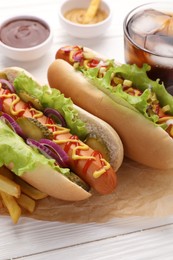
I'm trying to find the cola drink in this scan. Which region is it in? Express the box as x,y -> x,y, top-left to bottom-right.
124,3 -> 173,90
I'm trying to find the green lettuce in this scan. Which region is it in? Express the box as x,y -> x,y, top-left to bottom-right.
0,119 -> 69,176
80,63 -> 173,124
109,63 -> 173,114
14,74 -> 88,140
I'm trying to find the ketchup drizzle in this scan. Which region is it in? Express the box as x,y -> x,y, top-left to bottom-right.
82,151 -> 104,175
64,135 -> 78,153
88,59 -> 100,68
45,117 -> 56,132
64,135 -> 81,167
0,88 -> 9,104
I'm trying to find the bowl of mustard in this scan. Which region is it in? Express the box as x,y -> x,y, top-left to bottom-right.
58,0 -> 112,38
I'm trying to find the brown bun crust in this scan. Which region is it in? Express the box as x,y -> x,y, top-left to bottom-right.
47,59 -> 173,170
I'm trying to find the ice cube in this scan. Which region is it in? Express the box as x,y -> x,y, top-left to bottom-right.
145,35 -> 173,57
147,36 -> 173,67
130,9 -> 171,35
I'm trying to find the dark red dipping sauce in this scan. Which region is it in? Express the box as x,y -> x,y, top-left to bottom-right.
0,17 -> 50,48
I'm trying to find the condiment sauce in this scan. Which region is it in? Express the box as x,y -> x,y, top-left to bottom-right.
0,18 -> 50,48
64,8 -> 108,24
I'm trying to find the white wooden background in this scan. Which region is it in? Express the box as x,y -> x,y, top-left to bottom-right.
1,0 -> 173,259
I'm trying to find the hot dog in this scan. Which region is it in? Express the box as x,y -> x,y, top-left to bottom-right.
0,67 -> 123,201
47,45 -> 173,170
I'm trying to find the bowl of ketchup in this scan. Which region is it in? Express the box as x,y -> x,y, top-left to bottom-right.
0,15 -> 53,61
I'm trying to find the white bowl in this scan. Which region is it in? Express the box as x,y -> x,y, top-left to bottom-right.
58,0 -> 112,38
0,15 -> 53,61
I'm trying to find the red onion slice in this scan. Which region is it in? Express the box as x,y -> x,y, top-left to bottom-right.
39,138 -> 70,167
27,138 -> 69,168
0,79 -> 15,93
44,108 -> 67,127
73,50 -> 83,62
1,113 -> 26,139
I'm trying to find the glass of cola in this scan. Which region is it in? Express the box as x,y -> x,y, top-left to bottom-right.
123,2 -> 173,93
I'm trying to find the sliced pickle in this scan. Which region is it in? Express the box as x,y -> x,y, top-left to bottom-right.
85,136 -> 110,162
16,117 -> 53,140
18,91 -> 43,110
67,172 -> 90,192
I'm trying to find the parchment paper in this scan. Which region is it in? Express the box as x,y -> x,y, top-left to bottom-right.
1,158 -> 173,223
11,157 -> 173,223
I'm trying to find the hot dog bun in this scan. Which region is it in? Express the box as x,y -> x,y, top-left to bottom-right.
20,163 -> 91,201
0,67 -> 124,201
47,55 -> 173,170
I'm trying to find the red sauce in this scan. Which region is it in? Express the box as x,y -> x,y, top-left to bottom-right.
0,17 -> 50,48
88,59 -> 100,68
45,117 -> 56,132
0,88 -> 9,105
82,151 -> 102,175
64,135 -> 79,154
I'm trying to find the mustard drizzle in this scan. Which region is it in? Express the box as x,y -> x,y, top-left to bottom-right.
45,123 -> 70,135
93,159 -> 110,179
0,92 -> 25,116
54,138 -> 95,161
72,143 -> 96,161
29,108 -> 43,119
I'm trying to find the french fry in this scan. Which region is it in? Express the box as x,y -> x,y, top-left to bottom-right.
0,191 -> 22,224
0,168 -> 45,223
0,175 -> 21,198
0,168 -> 47,223
16,193 -> 36,213
83,0 -> 101,24
14,176 -> 48,200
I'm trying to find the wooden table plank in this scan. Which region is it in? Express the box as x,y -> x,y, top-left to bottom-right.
18,223 -> 173,260
1,216 -> 173,259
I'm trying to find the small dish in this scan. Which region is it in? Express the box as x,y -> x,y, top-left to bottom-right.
58,0 -> 112,38
0,15 -> 53,61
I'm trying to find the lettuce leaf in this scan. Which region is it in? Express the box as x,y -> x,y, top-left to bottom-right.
108,63 -> 173,114
14,74 -> 88,140
80,63 -> 173,124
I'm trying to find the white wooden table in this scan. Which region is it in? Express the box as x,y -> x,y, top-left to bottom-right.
1,0 -> 173,259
